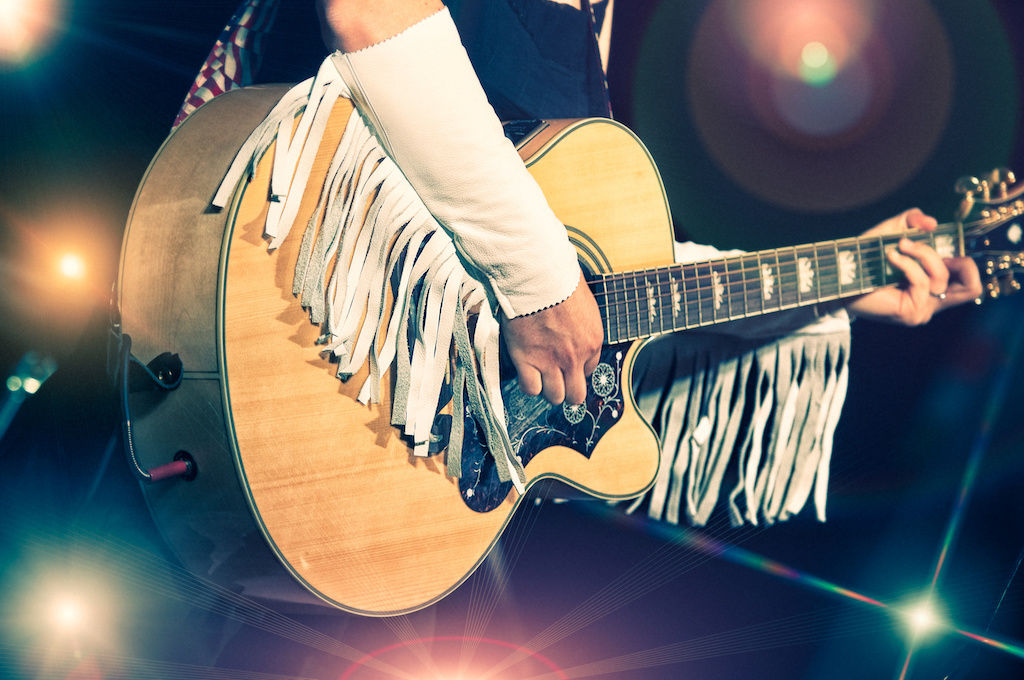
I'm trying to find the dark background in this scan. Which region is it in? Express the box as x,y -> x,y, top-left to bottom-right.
1,1 -> 1023,678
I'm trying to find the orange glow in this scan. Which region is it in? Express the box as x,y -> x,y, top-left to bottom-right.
724,0 -> 876,79
0,0 -> 64,67
58,252 -> 85,279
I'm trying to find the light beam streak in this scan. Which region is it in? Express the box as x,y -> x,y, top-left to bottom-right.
898,314 -> 1024,680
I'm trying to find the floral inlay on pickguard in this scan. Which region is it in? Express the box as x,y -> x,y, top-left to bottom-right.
457,343 -> 630,512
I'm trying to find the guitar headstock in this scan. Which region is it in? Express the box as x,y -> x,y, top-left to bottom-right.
957,168 -> 1024,302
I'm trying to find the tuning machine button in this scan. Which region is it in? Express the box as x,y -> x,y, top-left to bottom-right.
956,175 -> 984,219
989,167 -> 1016,199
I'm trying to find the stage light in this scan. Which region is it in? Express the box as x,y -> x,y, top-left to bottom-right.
0,0 -> 63,67
799,41 -> 837,86
902,598 -> 943,638
801,41 -> 828,68
58,252 -> 85,280
52,596 -> 83,632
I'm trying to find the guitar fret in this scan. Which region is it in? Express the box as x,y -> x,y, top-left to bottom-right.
855,238 -> 866,293
739,254 -> 751,318
654,270 -> 664,335
772,249 -> 783,309
694,262 -> 707,327
657,268 -> 671,334
681,263 -> 697,330
812,244 -> 822,304
831,242 -> 839,299
598,222 -> 969,343
753,251 -> 761,315
633,272 -> 643,339
614,274 -> 625,343
819,241 -> 837,302
705,261 -> 720,325
722,259 -> 732,321
596,277 -> 610,343
677,266 -> 688,330
878,236 -> 888,287
643,271 -> 655,337
615,274 -> 630,342
600,275 -> 609,343
779,247 -> 796,308
602,274 -> 612,343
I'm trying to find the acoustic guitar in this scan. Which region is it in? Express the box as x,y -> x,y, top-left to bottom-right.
115,85 -> 1024,616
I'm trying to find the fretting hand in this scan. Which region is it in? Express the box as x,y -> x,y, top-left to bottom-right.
846,208 -> 983,324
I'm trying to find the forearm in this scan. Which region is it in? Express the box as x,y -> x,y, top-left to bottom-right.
319,3 -> 581,318
317,0 -> 443,52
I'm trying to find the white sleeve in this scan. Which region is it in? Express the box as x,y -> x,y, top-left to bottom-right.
329,8 -> 581,319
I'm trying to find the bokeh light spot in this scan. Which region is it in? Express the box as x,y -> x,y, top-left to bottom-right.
802,41 -> 830,69
339,636 -> 566,680
799,41 -> 837,85
0,0 -> 64,68
52,596 -> 83,631
59,253 -> 85,280
903,598 -> 944,639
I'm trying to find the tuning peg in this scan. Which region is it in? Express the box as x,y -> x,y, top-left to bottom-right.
955,176 -> 983,220
955,176 -> 982,196
987,279 -> 1001,299
988,168 -> 1017,199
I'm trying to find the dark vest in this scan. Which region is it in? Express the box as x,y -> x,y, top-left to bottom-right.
447,0 -> 611,120
253,0 -> 611,121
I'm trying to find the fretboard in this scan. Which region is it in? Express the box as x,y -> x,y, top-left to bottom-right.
594,223 -> 964,344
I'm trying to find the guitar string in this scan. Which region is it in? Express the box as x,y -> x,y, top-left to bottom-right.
595,266 -> 882,307
593,265 -> 891,340
594,226 -> 958,293
590,240 -> 924,336
591,244 -> 1013,341
595,246 -> 904,294
596,246 -> 898,296
596,225 -> 959,285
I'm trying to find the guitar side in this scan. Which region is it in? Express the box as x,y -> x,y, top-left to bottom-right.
120,89 -> 674,616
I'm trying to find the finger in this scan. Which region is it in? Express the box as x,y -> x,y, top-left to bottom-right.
904,208 -> 938,232
888,241 -> 929,289
887,245 -> 932,322
563,365 -> 589,406
516,363 -> 543,397
583,350 -> 601,376
943,257 -> 983,305
898,238 -> 949,293
540,369 -> 566,405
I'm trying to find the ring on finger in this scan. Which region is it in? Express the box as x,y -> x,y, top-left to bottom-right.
929,290 -> 947,301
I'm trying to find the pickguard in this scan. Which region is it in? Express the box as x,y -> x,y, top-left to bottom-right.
457,343 -> 631,512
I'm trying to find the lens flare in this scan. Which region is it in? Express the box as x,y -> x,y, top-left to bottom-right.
0,0 -> 64,68
58,252 -> 85,280
799,41 -> 837,86
52,596 -> 83,631
339,637 -> 566,680
902,598 -> 943,638
725,0 -> 876,80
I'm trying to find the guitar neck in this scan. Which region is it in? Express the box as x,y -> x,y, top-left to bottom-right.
594,222 -> 965,343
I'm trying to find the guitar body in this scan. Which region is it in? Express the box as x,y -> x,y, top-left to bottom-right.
118,86 -> 674,615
